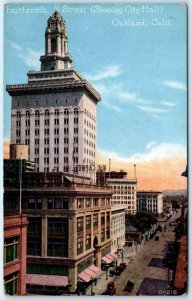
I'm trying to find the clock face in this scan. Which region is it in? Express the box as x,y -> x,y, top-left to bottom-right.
52,24 -> 56,30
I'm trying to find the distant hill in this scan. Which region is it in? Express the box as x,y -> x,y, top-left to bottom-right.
162,189 -> 187,197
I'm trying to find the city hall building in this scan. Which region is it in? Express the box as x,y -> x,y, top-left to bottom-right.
6,11 -> 100,182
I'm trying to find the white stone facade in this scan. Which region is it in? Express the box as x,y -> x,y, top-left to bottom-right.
8,11 -> 100,182
137,191 -> 163,214
111,205 -> 126,252
107,178 -> 137,214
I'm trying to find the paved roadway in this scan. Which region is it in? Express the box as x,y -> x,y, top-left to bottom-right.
87,210 -> 180,296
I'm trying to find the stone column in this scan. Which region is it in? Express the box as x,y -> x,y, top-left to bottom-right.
68,266 -> 77,293
11,112 -> 16,143
29,110 -> 35,162
68,215 -> 77,259
20,110 -> 25,144
39,111 -> 44,172
59,110 -> 64,172
68,109 -> 74,175
41,216 -> 47,257
49,110 -> 54,172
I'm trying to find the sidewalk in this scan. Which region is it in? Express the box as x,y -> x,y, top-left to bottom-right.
85,240 -> 146,295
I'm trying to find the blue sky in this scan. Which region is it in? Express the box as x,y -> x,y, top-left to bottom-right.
4,3 -> 187,162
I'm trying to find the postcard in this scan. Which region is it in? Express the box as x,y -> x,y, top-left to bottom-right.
3,2 -> 187,296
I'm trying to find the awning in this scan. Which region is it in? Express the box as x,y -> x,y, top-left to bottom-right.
78,265 -> 101,282
102,252 -> 117,264
26,274 -> 69,287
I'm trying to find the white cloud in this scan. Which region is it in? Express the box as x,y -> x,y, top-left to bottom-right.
85,65 -> 122,81
103,102 -> 122,113
98,143 -> 186,164
119,91 -> 152,105
159,80 -> 186,91
10,41 -> 42,69
161,101 -> 177,107
137,105 -> 168,114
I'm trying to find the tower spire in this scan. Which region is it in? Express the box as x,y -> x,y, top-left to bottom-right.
40,11 -> 72,71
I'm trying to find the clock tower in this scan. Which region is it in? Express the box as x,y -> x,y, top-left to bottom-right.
40,10 -> 72,71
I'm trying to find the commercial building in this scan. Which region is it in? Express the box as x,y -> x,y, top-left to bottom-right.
137,191 -> 163,214
111,205 -> 126,252
106,172 -> 137,215
4,215 -> 28,295
6,11 -> 100,181
4,171 -> 113,294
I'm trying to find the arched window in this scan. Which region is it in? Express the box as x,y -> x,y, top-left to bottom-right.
54,109 -> 59,116
35,110 -> 40,117
16,111 -> 21,118
74,108 -> 78,115
64,109 -> 69,116
51,38 -> 57,53
26,110 -> 30,118
45,109 -> 49,117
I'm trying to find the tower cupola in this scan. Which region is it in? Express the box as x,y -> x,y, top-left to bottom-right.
40,11 -> 72,71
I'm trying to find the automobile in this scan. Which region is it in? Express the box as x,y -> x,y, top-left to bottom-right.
155,236 -> 159,241
127,241 -> 133,247
124,280 -> 134,292
106,282 -> 116,295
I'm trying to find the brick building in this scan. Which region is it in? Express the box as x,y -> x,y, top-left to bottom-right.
4,215 -> 28,295
4,171 -> 113,294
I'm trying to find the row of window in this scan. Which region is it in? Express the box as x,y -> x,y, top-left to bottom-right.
22,197 -> 69,209
84,119 -> 96,131
16,108 -> 79,118
77,198 -> 110,209
77,213 -> 110,232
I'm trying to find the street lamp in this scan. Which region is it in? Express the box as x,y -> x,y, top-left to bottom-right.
106,264 -> 109,280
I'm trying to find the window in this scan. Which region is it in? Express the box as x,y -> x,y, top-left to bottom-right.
86,215 -> 91,229
74,118 -> 78,124
55,109 -> 59,116
54,138 -> 59,144
64,128 -> 68,134
45,138 -> 49,145
64,138 -> 68,144
35,129 -> 39,136
54,157 -> 59,164
74,137 -> 78,143
35,138 -> 39,145
35,148 -> 39,155
35,119 -> 40,126
86,234 -> 91,250
27,218 -> 41,256
64,147 -> 68,154
101,229 -> 105,242
93,214 -> 98,228
16,129 -> 20,137
101,213 -> 105,225
86,198 -> 91,207
93,198 -> 99,207
74,127 -> 78,134
54,119 -> 59,125
16,111 -> 21,118
47,198 -> 68,209
64,157 -> 68,163
44,157 -> 49,164
64,109 -> 69,115
4,272 -> 18,295
64,118 -> 68,125
77,236 -> 83,255
77,198 -> 84,209
106,227 -> 110,239
51,38 -> 57,52
47,218 -> 68,257
26,119 -> 30,127
100,198 -> 105,206
54,147 -> 59,154
4,237 -> 19,264
26,110 -> 30,118
74,108 -> 78,115
77,217 -> 83,232
22,198 -> 42,209
35,110 -> 40,117
45,109 -> 49,116
44,119 -> 49,126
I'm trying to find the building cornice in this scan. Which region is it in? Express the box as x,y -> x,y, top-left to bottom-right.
6,79 -> 101,102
